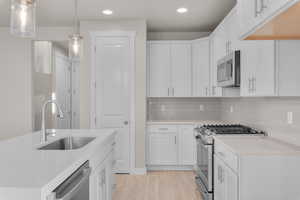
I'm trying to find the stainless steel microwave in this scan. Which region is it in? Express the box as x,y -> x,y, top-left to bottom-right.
217,50 -> 240,87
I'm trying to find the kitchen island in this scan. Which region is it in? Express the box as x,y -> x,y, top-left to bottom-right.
0,129 -> 116,200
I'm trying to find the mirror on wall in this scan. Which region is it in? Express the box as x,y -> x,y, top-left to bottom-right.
32,40 -> 80,131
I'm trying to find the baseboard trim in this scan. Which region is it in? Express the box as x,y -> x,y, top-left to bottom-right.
147,165 -> 194,171
131,168 -> 147,175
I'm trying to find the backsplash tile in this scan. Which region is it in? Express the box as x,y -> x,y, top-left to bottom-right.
147,98 -> 222,121
220,97 -> 300,145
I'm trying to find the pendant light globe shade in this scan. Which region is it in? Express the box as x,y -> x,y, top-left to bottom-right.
10,0 -> 36,38
69,34 -> 82,59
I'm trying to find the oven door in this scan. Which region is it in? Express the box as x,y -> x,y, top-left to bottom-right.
196,138 -> 213,192
195,176 -> 213,200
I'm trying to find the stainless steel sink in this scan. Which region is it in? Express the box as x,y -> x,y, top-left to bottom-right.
38,137 -> 96,150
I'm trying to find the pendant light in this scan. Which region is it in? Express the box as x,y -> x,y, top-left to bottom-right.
10,0 -> 36,37
69,0 -> 82,59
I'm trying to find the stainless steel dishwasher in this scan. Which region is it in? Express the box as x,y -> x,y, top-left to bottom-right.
48,161 -> 91,200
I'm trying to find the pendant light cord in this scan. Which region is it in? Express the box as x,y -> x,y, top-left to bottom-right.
74,0 -> 79,34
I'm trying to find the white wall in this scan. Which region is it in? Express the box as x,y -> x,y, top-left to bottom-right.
79,20 -> 147,168
0,28 -> 32,140
0,27 -> 72,140
147,32 -> 210,40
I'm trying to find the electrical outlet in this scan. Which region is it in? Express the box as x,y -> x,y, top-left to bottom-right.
230,105 -> 234,113
287,112 -> 293,124
199,105 -> 204,111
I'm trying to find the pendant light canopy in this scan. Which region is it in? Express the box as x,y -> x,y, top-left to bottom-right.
10,0 -> 36,38
69,0 -> 82,59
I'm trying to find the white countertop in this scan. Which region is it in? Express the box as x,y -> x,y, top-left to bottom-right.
0,129 -> 116,190
215,135 -> 300,156
147,120 -> 226,125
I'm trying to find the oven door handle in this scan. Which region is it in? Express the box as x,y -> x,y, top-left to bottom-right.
53,167 -> 91,200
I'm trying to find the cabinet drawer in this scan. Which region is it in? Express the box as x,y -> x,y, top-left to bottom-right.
215,141 -> 238,172
147,125 -> 178,133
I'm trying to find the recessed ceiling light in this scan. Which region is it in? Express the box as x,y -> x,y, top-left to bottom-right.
177,7 -> 188,14
102,9 -> 113,15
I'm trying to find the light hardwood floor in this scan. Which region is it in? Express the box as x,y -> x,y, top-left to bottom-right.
112,171 -> 202,200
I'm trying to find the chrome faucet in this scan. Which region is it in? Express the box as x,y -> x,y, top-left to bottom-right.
41,100 -> 64,143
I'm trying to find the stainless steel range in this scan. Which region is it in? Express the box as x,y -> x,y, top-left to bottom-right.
194,124 -> 266,200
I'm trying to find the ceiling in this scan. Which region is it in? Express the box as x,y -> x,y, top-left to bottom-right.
0,0 -> 236,32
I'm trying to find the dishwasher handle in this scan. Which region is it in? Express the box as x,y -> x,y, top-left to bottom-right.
53,167 -> 91,200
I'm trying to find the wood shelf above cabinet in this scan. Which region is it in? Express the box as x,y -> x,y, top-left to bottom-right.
246,1 -> 300,40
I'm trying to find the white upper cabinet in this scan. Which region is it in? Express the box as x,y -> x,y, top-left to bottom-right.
192,38 -> 210,97
276,40 -> 300,96
238,0 -> 298,39
171,43 -> 192,97
147,43 -> 171,97
210,9 -> 238,97
147,41 -> 192,97
210,31 -> 224,97
241,40 -> 276,97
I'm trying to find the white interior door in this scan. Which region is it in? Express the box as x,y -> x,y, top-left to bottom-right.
55,53 -> 71,129
95,36 -> 131,173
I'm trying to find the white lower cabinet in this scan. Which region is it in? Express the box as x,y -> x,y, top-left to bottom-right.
214,156 -> 238,200
178,126 -> 196,165
147,125 -> 196,168
148,131 -> 178,165
90,152 -> 115,200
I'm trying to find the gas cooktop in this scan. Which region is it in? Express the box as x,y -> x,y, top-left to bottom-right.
195,124 -> 266,136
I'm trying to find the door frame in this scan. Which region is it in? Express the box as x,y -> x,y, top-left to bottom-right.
90,31 -> 136,174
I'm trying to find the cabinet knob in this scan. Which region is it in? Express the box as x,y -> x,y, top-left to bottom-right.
124,121 -> 129,125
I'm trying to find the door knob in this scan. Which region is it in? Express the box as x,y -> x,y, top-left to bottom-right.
124,121 -> 129,125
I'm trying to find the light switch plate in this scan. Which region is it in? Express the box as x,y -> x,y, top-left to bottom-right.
287,112 -> 293,124
230,105 -> 234,113
199,105 -> 204,111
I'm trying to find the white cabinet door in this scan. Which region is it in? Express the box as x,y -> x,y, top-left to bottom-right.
105,152 -> 114,200
192,38 -> 210,97
171,43 -> 192,97
241,40 -> 275,97
254,40 -> 276,96
148,43 -> 171,97
148,132 -> 177,165
211,30 -> 225,97
277,40 -> 300,96
178,126 -> 196,165
241,41 -> 259,96
91,163 -> 107,200
214,156 -> 238,200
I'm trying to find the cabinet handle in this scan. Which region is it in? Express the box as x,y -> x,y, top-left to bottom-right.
218,166 -> 224,183
205,87 -> 208,96
248,78 -> 251,93
261,0 -> 268,12
253,77 -> 256,92
159,128 -> 169,131
255,0 -> 261,17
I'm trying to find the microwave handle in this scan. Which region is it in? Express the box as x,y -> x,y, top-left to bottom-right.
54,167 -> 91,200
